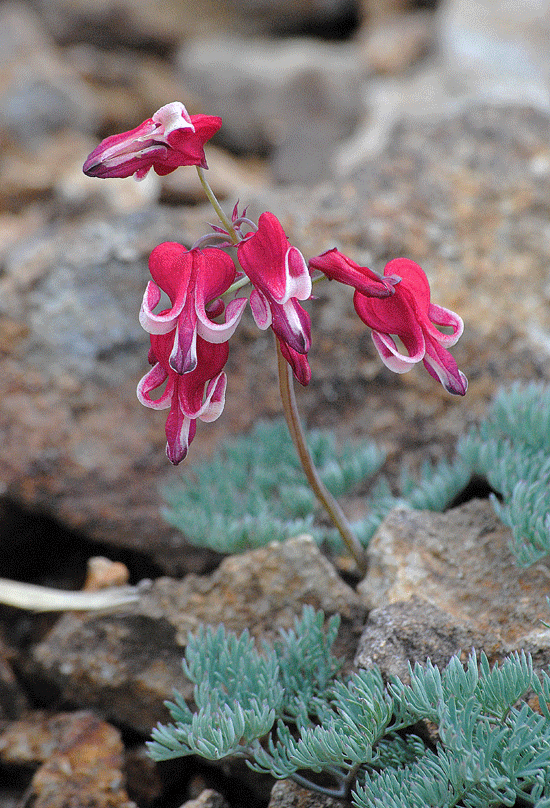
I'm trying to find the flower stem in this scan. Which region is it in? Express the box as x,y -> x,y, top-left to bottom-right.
276,341 -> 367,573
196,166 -> 239,245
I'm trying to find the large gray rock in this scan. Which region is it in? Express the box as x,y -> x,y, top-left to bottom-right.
0,2 -> 97,147
356,500 -> 550,676
31,0 -> 357,46
437,0 -> 550,107
176,36 -> 363,181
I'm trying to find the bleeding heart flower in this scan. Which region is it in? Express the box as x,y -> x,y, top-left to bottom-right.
237,211 -> 312,385
310,251 -> 467,395
137,332 -> 229,465
83,102 -> 222,180
139,243 -> 247,375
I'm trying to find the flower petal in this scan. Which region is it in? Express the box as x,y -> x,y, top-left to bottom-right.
193,372 -> 227,422
136,362 -> 172,409
309,249 -> 394,298
426,303 -> 464,347
196,296 -> 248,344
422,338 -> 468,395
165,399 -> 196,465
371,331 -> 426,374
139,281 -> 180,335
270,298 -> 311,355
278,339 -> 311,386
237,212 -> 311,304
249,289 -> 272,330
170,315 -> 198,374
192,248 -> 246,344
177,339 -> 229,418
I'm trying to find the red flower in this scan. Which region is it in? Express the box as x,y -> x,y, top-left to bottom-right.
138,332 -> 229,465
237,212 -> 312,385
310,251 -> 467,395
83,102 -> 222,180
139,243 -> 247,375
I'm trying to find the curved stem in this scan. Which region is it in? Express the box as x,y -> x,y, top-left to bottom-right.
276,341 -> 367,573
196,166 -> 239,245
289,772 -> 348,800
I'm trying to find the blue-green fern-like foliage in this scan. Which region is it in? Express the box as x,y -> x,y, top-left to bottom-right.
456,382 -> 550,567
162,382 -> 550,566
161,419 -> 386,552
149,606 -> 550,807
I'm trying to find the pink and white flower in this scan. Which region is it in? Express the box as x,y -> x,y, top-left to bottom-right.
237,212 -> 312,385
83,102 -> 222,180
139,243 -> 247,375
310,251 -> 467,395
138,332 -> 229,464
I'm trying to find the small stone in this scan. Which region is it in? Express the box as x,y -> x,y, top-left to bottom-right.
179,789 -> 229,808
0,710 -> 136,808
83,557 -> 130,591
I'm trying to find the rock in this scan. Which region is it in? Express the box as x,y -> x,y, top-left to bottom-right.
179,789 -> 229,808
0,636 -> 29,720
276,102 -> 550,475
357,500 -> 550,667
3,103 -> 550,572
0,130 -> 107,212
357,11 -> 434,76
0,3 -> 97,148
27,536 -> 364,734
0,207 -> 211,574
0,710 -> 136,808
359,0 -> 414,25
83,557 -> 130,591
32,0 -> 357,45
159,145 -> 272,205
123,744 -> 163,807
268,779 -> 346,808
437,0 -> 550,107
176,36 -> 363,180
354,597 -> 495,683
64,43 -> 202,141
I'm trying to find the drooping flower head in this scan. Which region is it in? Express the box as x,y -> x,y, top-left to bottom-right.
310,250 -> 467,395
139,243 -> 247,374
83,102 -> 222,180
138,331 -> 229,464
137,243 -> 247,463
237,212 -> 312,385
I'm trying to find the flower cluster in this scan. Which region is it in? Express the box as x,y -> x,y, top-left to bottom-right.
84,103 -> 467,464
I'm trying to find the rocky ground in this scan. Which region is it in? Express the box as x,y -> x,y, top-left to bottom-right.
1,0 -> 550,805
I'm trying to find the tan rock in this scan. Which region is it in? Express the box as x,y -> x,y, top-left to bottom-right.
269,779 -> 346,808
180,789 -> 229,808
357,11 -> 434,76
0,710 -> 136,808
358,500 -> 550,661
28,536 -> 363,734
